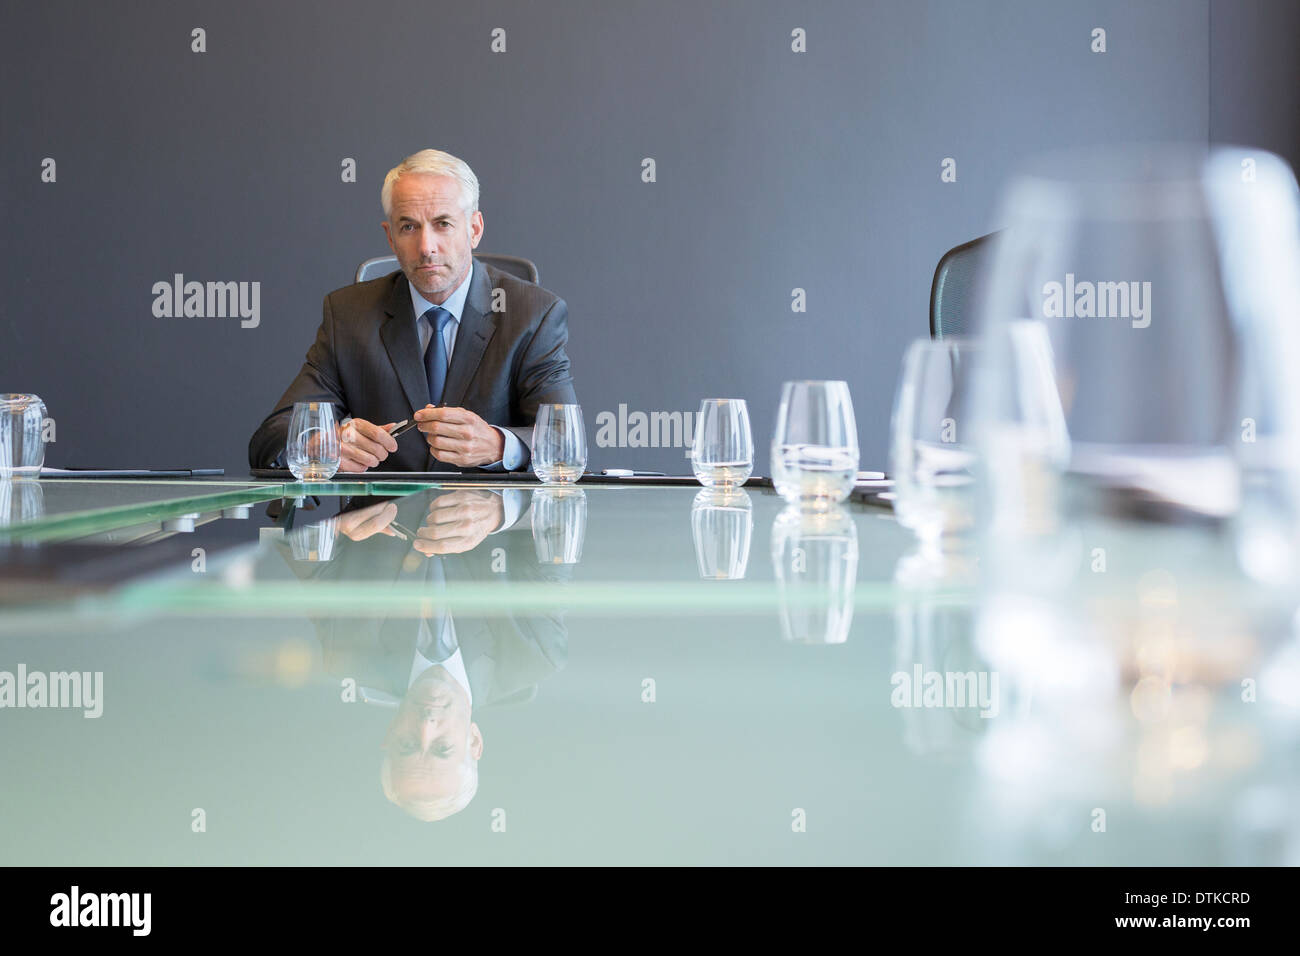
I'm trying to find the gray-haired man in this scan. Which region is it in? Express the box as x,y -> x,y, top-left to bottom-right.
249,148 -> 577,472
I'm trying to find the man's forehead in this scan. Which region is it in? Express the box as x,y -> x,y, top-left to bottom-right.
391,174 -> 462,212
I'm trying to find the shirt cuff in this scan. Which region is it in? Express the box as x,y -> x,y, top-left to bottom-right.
490,488 -> 526,533
484,426 -> 527,471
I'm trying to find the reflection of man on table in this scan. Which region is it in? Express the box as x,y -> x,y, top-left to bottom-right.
284,489 -> 569,821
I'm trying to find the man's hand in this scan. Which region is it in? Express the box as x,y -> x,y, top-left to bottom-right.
413,490 -> 505,555
414,406 -> 505,467
336,500 -> 399,541
339,418 -> 400,472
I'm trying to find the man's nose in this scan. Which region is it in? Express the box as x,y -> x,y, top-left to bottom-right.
418,719 -> 441,751
419,225 -> 438,258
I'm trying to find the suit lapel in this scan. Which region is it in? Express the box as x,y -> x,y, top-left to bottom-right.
442,260 -> 497,409
379,275 -> 431,415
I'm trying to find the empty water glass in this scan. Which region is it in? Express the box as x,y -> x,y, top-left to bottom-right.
532,404 -> 587,484
691,399 -> 753,487
286,402 -> 342,481
771,381 -> 860,507
0,393 -> 48,477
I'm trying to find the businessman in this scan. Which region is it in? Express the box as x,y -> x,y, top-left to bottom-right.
249,148 -> 577,472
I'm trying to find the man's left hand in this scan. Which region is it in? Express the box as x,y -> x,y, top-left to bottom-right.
414,405 -> 505,467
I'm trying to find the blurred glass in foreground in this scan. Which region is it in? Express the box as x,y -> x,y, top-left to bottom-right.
973,144 -> 1300,589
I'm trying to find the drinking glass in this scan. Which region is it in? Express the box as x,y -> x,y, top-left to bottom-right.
691,488 -> 753,579
889,339 -> 981,545
285,402 -> 341,481
532,404 -> 587,484
0,393 -> 48,477
770,381 -> 860,507
691,399 -> 753,487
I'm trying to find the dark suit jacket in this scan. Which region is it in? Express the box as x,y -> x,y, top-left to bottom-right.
276,493 -> 570,709
249,259 -> 578,471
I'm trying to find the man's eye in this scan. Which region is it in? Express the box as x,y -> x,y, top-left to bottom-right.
401,224 -> 414,232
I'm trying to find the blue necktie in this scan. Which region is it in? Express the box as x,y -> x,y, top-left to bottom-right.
423,306 -> 453,405
418,556 -> 456,661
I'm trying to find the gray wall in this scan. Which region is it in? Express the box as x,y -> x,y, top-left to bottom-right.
2,0 -> 1295,475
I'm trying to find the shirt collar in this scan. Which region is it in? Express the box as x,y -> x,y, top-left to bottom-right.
408,647 -> 473,707
408,260 -> 474,325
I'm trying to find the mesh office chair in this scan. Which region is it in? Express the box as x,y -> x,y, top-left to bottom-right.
929,232 -> 997,339
354,253 -> 540,285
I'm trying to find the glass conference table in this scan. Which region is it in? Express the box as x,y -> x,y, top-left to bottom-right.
0,476 -> 1296,865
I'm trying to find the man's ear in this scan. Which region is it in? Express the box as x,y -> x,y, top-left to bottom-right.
381,220 -> 396,254
469,723 -> 484,760
469,211 -> 484,249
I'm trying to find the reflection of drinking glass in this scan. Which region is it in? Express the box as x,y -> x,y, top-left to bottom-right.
892,546 -> 987,754
286,402 -> 341,481
771,381 -> 859,507
532,404 -> 587,484
0,393 -> 47,477
691,399 -> 753,487
771,505 -> 858,644
289,518 -> 340,562
0,478 -> 44,528
890,340 -> 981,545
690,488 -> 753,580
531,487 -> 587,564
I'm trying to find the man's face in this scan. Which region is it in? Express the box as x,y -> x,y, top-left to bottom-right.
382,173 -> 484,304
383,665 -> 483,803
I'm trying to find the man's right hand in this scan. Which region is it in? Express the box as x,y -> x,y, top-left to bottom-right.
339,418 -> 399,472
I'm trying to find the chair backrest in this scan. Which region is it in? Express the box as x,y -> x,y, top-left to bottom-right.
354,253 -> 540,285
929,232 -> 996,339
